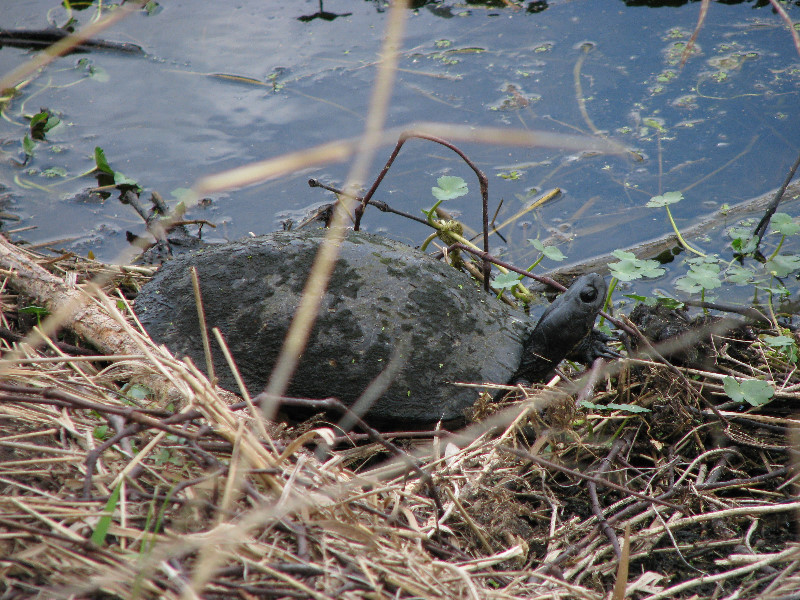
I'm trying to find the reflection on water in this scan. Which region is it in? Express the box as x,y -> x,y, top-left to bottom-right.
0,0 -> 798,302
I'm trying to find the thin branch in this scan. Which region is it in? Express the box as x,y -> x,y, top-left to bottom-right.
752,149 -> 800,249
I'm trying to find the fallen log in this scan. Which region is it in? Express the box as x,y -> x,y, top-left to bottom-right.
540,180 -> 800,285
0,235 -> 196,404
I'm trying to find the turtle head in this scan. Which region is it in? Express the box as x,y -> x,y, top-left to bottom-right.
514,273 -> 607,383
532,272 -> 606,352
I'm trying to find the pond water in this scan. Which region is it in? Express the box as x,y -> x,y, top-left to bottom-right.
1,0 -> 799,303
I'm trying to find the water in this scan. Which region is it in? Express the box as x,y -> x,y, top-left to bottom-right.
1,0 -> 798,301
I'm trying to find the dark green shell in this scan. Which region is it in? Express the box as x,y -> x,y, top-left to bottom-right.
134,230 -> 531,423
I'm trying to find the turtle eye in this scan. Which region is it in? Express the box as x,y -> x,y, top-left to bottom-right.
580,287 -> 597,303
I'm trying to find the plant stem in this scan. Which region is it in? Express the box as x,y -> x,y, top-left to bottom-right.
768,234 -> 786,261
665,206 -> 706,257
599,277 -> 618,327
424,219 -> 533,301
526,257 -> 544,271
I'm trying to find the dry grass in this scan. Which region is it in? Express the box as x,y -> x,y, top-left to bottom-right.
1,245 -> 799,600
2,3 -> 800,598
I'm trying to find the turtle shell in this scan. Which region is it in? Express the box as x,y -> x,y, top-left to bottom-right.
134,230 -> 531,424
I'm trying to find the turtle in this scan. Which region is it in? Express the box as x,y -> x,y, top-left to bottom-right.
133,229 -> 608,424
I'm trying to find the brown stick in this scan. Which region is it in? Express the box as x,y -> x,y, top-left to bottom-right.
0,234 -> 219,405
752,150 -> 800,250
497,444 -> 685,512
353,131 -> 492,291
0,235 -> 141,356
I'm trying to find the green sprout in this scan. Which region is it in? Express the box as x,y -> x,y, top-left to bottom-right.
94,146 -> 141,190
423,175 -> 468,221
762,334 -> 798,364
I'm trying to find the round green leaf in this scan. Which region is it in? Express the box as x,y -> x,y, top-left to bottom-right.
646,191 -> 684,208
432,176 -> 468,201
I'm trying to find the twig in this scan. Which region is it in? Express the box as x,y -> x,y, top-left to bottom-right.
641,545 -> 800,600
576,357 -> 607,407
767,0 -> 800,59
497,444 -> 685,512
752,149 -> 800,250
83,422 -> 144,498
587,435 -> 632,559
0,325 -> 97,356
353,131 -> 492,292
307,178 -> 429,226
0,28 -> 144,55
255,393 -> 445,518
680,300 -> 771,324
0,383 -> 184,431
0,3 -> 145,92
443,487 -> 493,554
620,314 -> 729,426
680,0 -> 709,67
611,524 -> 631,600
190,267 -> 215,383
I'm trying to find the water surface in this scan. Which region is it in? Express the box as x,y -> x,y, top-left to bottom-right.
1,0 -> 798,300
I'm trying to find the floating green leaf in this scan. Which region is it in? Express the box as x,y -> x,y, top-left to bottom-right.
772,213 -> 800,237
728,225 -> 752,239
29,109 -> 61,140
22,134 -> 36,158
608,250 -> 665,282
144,1 -> 161,15
514,188 -> 539,203
675,257 -> 722,294
642,118 -> 667,133
728,226 -> 757,255
94,146 -> 113,174
623,293 -> 652,304
623,294 -> 684,309
94,146 -> 141,190
765,254 -> 800,278
78,58 -> 109,82
42,166 -> 68,178
431,176 -> 468,201
725,264 -> 754,285
170,187 -> 193,201
114,171 -> 139,187
646,191 -> 683,208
